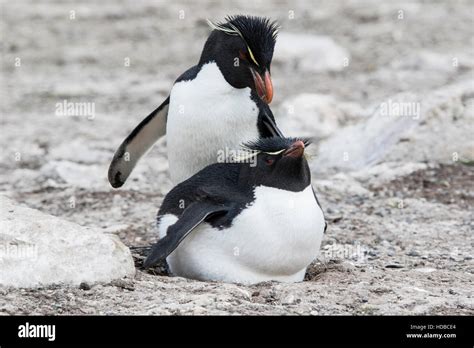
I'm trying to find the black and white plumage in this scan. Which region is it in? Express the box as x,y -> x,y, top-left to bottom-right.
144,137 -> 326,284
108,15 -> 282,187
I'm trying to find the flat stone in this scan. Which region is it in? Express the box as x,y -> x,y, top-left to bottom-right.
0,196 -> 135,288
312,81 -> 474,173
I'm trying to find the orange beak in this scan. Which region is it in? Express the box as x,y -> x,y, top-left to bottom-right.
250,69 -> 273,104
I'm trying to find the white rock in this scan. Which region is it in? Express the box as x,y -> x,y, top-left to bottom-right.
277,94 -> 343,139
405,286 -> 430,294
312,81 -> 474,173
313,92 -> 420,172
387,81 -> 474,164
315,173 -> 371,197
350,162 -> 428,186
282,294 -> 295,305
40,160 -> 108,188
235,287 -> 251,300
0,196 -> 135,288
415,268 -> 437,273
276,93 -> 366,139
49,139 -> 111,164
275,33 -> 349,72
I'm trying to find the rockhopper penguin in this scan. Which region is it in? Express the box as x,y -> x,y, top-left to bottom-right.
144,137 -> 327,284
108,15 -> 283,186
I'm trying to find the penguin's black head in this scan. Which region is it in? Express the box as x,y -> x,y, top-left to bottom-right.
239,137 -> 312,192
200,15 -> 279,104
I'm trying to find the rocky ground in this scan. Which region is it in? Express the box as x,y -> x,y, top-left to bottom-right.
0,0 -> 473,314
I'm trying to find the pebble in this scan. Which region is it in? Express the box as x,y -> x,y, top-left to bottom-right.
407,250 -> 421,257
79,282 -> 91,291
385,264 -> 404,269
282,294 -> 296,305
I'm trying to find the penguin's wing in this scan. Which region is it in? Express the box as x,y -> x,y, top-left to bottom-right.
108,96 -> 170,188
311,186 -> 327,233
143,201 -> 229,268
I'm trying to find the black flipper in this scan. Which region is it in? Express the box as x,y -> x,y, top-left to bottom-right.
143,201 -> 229,268
311,185 -> 327,233
108,96 -> 170,188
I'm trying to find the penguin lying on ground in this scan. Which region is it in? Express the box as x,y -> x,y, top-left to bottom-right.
144,137 -> 327,284
108,15 -> 283,187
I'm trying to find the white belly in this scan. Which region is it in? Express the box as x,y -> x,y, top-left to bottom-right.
166,62 -> 260,184
158,185 -> 325,284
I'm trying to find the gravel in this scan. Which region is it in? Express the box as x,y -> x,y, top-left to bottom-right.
0,0 -> 472,315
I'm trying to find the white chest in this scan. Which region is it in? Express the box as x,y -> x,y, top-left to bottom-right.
166,62 -> 260,184
159,185 -> 325,284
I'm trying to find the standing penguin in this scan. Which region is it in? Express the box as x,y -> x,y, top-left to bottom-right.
108,15 -> 282,187
144,137 -> 327,285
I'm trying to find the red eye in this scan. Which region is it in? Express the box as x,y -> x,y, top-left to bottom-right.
265,158 -> 274,165
239,50 -> 248,61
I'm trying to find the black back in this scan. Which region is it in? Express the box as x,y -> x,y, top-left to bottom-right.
145,137 -> 324,267
158,137 -> 314,228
